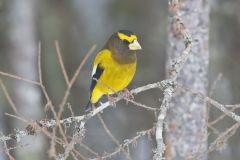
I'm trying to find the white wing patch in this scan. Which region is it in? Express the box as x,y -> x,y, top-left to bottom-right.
91,65 -> 97,77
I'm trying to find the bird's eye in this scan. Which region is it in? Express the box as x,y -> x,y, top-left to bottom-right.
123,39 -> 129,45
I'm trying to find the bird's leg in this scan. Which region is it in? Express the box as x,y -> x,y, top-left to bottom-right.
107,95 -> 117,107
120,88 -> 134,104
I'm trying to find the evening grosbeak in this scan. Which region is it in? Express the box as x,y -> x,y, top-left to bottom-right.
85,30 -> 142,111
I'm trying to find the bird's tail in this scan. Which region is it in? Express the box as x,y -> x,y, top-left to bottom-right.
85,101 -> 93,112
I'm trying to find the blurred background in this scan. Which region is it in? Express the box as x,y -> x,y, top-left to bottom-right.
0,0 -> 239,160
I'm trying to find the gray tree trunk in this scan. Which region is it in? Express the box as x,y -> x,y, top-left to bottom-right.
7,0 -> 45,159
166,0 -> 209,159
0,114 -> 6,160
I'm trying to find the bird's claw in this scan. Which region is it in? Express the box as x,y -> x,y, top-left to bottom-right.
107,95 -> 117,107
121,88 -> 134,104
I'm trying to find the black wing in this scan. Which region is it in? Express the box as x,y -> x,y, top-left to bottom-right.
90,64 -> 104,98
85,64 -> 104,111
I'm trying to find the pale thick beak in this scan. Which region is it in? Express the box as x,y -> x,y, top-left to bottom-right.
129,39 -> 142,50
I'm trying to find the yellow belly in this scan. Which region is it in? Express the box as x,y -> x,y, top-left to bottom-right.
90,50 -> 136,103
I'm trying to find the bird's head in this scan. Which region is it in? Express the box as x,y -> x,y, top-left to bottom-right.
105,30 -> 142,63
116,30 -> 142,51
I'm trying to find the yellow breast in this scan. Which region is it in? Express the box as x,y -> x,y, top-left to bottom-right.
91,49 -> 136,103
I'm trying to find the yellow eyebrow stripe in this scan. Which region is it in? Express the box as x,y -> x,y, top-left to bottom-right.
117,32 -> 137,43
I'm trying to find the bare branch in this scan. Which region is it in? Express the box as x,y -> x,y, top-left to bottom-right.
208,123 -> 240,152
209,105 -> 240,126
57,45 -> 96,119
206,97 -> 240,123
127,99 -> 159,111
0,71 -> 40,86
54,40 -> 70,86
154,7 -> 193,159
90,127 -> 155,160
0,80 -> 161,143
3,140 -> 15,160
179,84 -> 240,123
97,114 -> 132,160
38,41 -> 43,84
0,80 -> 19,115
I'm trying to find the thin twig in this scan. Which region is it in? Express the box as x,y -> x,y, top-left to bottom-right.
37,41 -> 59,158
97,114 -> 132,160
209,73 -> 222,97
209,105 -> 240,126
57,45 -> 96,119
54,45 -> 96,154
0,71 -> 40,86
4,113 -> 28,124
2,78 -> 239,146
206,73 -> 223,131
90,126 -> 155,160
0,80 -> 19,115
0,81 -> 161,143
77,143 -> 98,157
3,140 -> 15,160
206,97 -> 240,123
72,149 -> 88,160
179,84 -> 240,123
208,123 -> 240,153
38,41 -> 42,84
52,45 -> 96,159
128,99 -> 159,111
54,40 -> 70,86
38,81 -> 162,128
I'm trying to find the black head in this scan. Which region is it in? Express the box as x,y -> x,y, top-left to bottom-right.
105,30 -> 142,63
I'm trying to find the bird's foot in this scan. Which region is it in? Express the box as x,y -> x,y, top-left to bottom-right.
107,95 -> 117,107
120,88 -> 134,104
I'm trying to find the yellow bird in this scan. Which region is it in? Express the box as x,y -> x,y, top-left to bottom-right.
85,30 -> 142,111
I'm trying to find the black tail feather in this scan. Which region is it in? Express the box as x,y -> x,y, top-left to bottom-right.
85,101 -> 93,112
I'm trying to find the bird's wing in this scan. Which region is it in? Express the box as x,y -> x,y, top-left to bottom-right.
89,49 -> 111,101
90,63 -> 104,97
